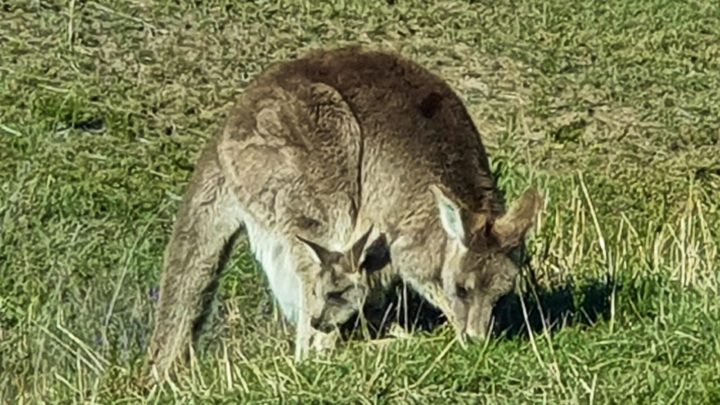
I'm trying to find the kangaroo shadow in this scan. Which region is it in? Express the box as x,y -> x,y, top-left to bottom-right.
337,173 -> 618,341
339,243 -> 617,342
339,282 -> 448,341
490,273 -> 616,339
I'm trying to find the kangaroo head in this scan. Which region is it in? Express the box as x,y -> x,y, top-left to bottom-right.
430,184 -> 542,339
295,225 -> 389,332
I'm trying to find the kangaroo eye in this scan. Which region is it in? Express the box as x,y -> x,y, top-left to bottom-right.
456,285 -> 469,299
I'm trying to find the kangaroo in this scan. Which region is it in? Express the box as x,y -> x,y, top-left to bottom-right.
148,45 -> 541,380
259,46 -> 543,340
147,73 -> 389,380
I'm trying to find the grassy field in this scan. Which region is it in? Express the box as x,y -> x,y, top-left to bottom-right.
2,0 -> 720,402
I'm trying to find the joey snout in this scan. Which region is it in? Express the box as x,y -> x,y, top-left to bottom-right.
310,316 -> 335,333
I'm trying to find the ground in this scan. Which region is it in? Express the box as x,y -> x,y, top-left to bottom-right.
1,0 -> 720,403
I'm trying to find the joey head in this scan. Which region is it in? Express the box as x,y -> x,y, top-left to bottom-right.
295,225 -> 390,334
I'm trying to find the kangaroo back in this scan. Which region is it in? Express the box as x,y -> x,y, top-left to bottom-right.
263,47 -> 504,224
217,77 -> 363,245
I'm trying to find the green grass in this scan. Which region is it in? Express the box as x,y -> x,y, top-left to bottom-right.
2,0 -> 720,402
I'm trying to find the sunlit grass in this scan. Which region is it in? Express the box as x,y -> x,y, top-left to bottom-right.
1,0 -> 719,402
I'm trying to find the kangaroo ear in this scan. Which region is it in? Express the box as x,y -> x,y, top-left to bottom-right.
491,188 -> 543,250
429,184 -> 488,245
359,232 -> 390,274
430,184 -> 466,241
296,235 -> 336,265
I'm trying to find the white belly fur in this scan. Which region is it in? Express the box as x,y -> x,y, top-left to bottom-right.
240,213 -> 302,325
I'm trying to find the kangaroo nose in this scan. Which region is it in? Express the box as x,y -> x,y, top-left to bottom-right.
465,318 -> 491,340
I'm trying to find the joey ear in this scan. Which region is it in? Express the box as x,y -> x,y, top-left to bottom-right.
429,184 -> 467,242
296,235 -> 335,265
491,188 -> 543,250
349,225 -> 374,270
359,232 -> 390,274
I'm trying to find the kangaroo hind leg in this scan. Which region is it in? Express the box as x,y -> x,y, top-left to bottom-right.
148,140 -> 243,380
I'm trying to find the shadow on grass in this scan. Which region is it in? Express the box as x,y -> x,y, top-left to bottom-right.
491,273 -> 616,339
338,176 -> 619,341
340,254 -> 617,342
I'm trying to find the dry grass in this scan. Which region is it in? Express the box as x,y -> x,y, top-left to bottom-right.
1,0 -> 720,403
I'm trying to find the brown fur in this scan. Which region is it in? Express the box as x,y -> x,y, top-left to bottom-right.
256,46 -> 541,337
148,45 -> 542,380
147,62 -> 389,381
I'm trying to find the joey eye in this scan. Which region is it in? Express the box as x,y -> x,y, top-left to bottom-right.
326,291 -> 344,301
326,286 -> 351,303
455,285 -> 469,299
